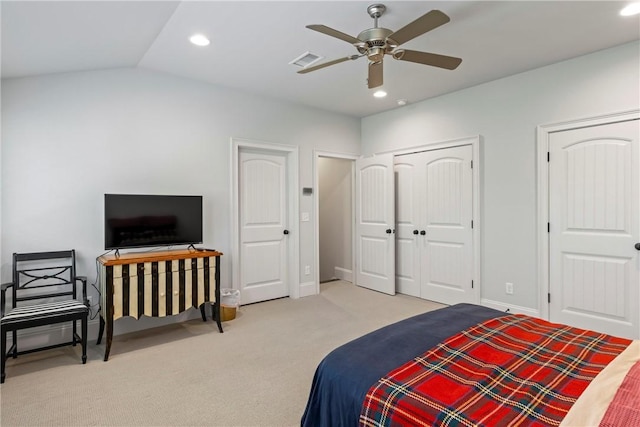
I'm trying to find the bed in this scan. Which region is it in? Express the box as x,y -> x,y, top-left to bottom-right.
301,304 -> 640,427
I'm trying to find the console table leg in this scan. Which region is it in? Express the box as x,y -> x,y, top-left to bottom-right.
199,304 -> 207,322
96,315 -> 105,345
212,302 -> 224,333
104,313 -> 113,361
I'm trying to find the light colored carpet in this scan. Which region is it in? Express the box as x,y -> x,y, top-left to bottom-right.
0,281 -> 444,426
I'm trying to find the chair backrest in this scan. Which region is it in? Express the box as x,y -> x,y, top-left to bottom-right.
11,250 -> 78,308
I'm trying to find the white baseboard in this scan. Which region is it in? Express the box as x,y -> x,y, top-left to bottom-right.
480,299 -> 541,318
334,267 -> 353,283
299,281 -> 317,298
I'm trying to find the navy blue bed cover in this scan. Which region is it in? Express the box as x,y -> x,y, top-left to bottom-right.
301,303 -> 505,427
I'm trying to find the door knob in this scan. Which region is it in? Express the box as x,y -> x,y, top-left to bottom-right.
420,230 -> 426,235
413,230 -> 419,235
283,229 -> 289,235
635,243 -> 640,250
386,229 -> 392,234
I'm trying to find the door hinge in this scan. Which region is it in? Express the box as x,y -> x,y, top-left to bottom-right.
547,152 -> 550,162
471,160 -> 473,169
547,222 -> 550,233
471,280 -> 474,289
548,293 -> 551,303
471,220 -> 474,229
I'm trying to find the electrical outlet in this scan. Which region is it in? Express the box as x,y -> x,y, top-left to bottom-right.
304,265 -> 311,275
505,282 -> 514,295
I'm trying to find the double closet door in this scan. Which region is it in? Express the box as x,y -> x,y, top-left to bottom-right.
395,145 -> 475,305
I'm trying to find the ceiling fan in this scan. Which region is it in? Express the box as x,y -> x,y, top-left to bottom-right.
298,4 -> 462,89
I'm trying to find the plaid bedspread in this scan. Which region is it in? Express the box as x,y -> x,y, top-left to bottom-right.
360,314 -> 631,427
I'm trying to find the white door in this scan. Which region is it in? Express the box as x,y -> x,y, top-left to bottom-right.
355,154 -> 395,295
420,146 -> 474,305
549,119 -> 639,338
239,150 -> 289,304
394,156 -> 421,297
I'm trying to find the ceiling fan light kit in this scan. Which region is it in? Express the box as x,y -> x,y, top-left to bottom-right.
189,34 -> 210,47
299,3 -> 462,90
620,2 -> 640,16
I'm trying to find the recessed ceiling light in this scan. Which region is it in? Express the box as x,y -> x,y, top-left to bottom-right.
373,90 -> 387,98
620,2 -> 640,16
397,99 -> 408,106
189,34 -> 210,46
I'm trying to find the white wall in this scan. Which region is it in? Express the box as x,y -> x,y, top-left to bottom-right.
1,67 -> 360,337
361,41 -> 640,313
318,157 -> 352,282
3,41 -> 638,341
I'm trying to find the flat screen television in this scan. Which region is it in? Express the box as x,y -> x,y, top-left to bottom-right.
104,194 -> 203,250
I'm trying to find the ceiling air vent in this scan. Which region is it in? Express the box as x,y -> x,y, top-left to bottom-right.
289,51 -> 323,68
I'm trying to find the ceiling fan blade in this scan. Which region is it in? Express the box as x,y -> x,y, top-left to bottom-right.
386,10 -> 450,46
306,24 -> 361,45
297,55 -> 360,74
368,61 -> 383,89
393,49 -> 462,70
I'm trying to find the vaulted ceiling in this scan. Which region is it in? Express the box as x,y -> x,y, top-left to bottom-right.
2,1 -> 639,117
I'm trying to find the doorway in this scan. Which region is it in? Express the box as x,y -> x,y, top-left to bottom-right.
314,151 -> 358,294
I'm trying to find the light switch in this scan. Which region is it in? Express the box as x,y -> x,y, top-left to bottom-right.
301,212 -> 310,222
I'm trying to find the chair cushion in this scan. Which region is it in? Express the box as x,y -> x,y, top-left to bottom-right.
1,300 -> 88,326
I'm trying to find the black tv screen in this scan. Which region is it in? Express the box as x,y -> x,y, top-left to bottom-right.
104,194 -> 203,250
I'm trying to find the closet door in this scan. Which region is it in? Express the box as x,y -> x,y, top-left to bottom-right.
355,154 -> 396,295
420,145 -> 474,305
395,156 -> 421,297
548,119 -> 639,338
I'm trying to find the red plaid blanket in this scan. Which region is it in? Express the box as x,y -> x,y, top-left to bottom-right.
360,314 -> 631,427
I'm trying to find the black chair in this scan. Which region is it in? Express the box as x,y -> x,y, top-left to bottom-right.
1,250 -> 89,383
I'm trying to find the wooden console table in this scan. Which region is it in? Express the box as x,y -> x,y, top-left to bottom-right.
96,249 -> 223,361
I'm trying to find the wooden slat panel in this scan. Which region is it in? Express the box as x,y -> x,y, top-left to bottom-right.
144,264 -> 152,317
113,276 -> 123,320
122,264 -> 130,317
129,270 -> 138,319
179,260 -> 186,312
165,266 -> 172,315
197,258 -> 205,305
185,263 -> 192,309
137,264 -> 145,317
158,272 -> 167,317
151,262 -> 159,317
172,270 -> 180,315
204,257 -> 212,302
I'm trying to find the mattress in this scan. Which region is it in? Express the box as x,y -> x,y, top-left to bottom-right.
301,303 -> 639,427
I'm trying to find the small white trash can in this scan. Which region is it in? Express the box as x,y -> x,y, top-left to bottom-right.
220,288 -> 240,321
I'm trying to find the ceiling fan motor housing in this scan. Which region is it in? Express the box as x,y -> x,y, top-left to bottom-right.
356,27 -> 394,62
